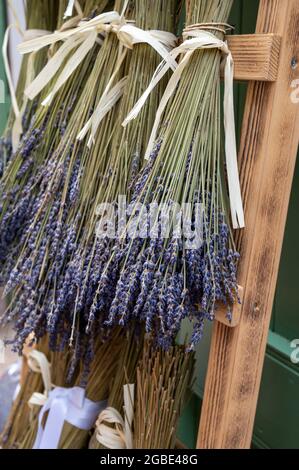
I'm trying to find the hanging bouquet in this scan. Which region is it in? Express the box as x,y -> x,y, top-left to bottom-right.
93,337 -> 195,449
17,328 -> 128,449
88,0 -> 243,350
89,328 -> 144,448
0,0 -> 110,287
0,0 -> 245,450
0,0 -> 178,370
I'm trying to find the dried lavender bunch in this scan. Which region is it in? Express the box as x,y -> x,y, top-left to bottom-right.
89,328 -> 144,449
53,0 -> 177,353
54,328 -> 124,449
88,0 -> 240,350
0,0 -> 134,353
134,338 -> 195,449
0,336 -> 50,449
0,0 -> 111,285
19,347 -> 76,449
1,0 -> 178,364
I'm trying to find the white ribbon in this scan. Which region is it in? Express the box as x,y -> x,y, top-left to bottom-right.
123,29 -> 245,229
33,386 -> 107,449
18,11 -> 177,109
96,384 -> 134,449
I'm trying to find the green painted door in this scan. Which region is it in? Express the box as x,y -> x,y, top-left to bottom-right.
178,0 -> 299,449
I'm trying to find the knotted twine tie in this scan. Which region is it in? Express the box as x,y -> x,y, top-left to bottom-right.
95,384 -> 134,449
123,24 -> 245,229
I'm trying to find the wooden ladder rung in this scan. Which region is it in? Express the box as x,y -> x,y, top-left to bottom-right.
225,33 -> 281,82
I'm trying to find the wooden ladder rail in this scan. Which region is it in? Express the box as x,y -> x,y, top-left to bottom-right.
197,0 -> 299,449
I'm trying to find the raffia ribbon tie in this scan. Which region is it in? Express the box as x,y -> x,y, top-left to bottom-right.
18,11 -> 177,117
27,350 -> 53,407
122,25 -> 245,229
96,384 -> 134,449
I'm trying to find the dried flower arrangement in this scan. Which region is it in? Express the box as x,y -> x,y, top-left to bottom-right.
0,0 -> 244,450
0,0 -> 110,284
90,337 -> 194,449
0,0 -> 178,369
87,0 -> 241,351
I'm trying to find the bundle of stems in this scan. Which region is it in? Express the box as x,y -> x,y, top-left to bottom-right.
90,0 -> 239,350
0,0 -> 110,287
19,347 -> 75,449
0,335 -> 49,449
59,0 -> 177,355
133,338 -> 195,449
1,0 -> 178,366
0,0 -> 60,176
89,328 -> 144,448
56,328 -> 125,449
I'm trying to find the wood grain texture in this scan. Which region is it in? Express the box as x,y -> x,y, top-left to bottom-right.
198,0 -> 299,449
226,34 -> 281,81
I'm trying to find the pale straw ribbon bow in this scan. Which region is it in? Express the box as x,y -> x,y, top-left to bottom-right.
17,2 -> 177,148
95,384 -> 134,449
2,0 -> 51,152
123,24 -> 245,229
26,350 -> 53,408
